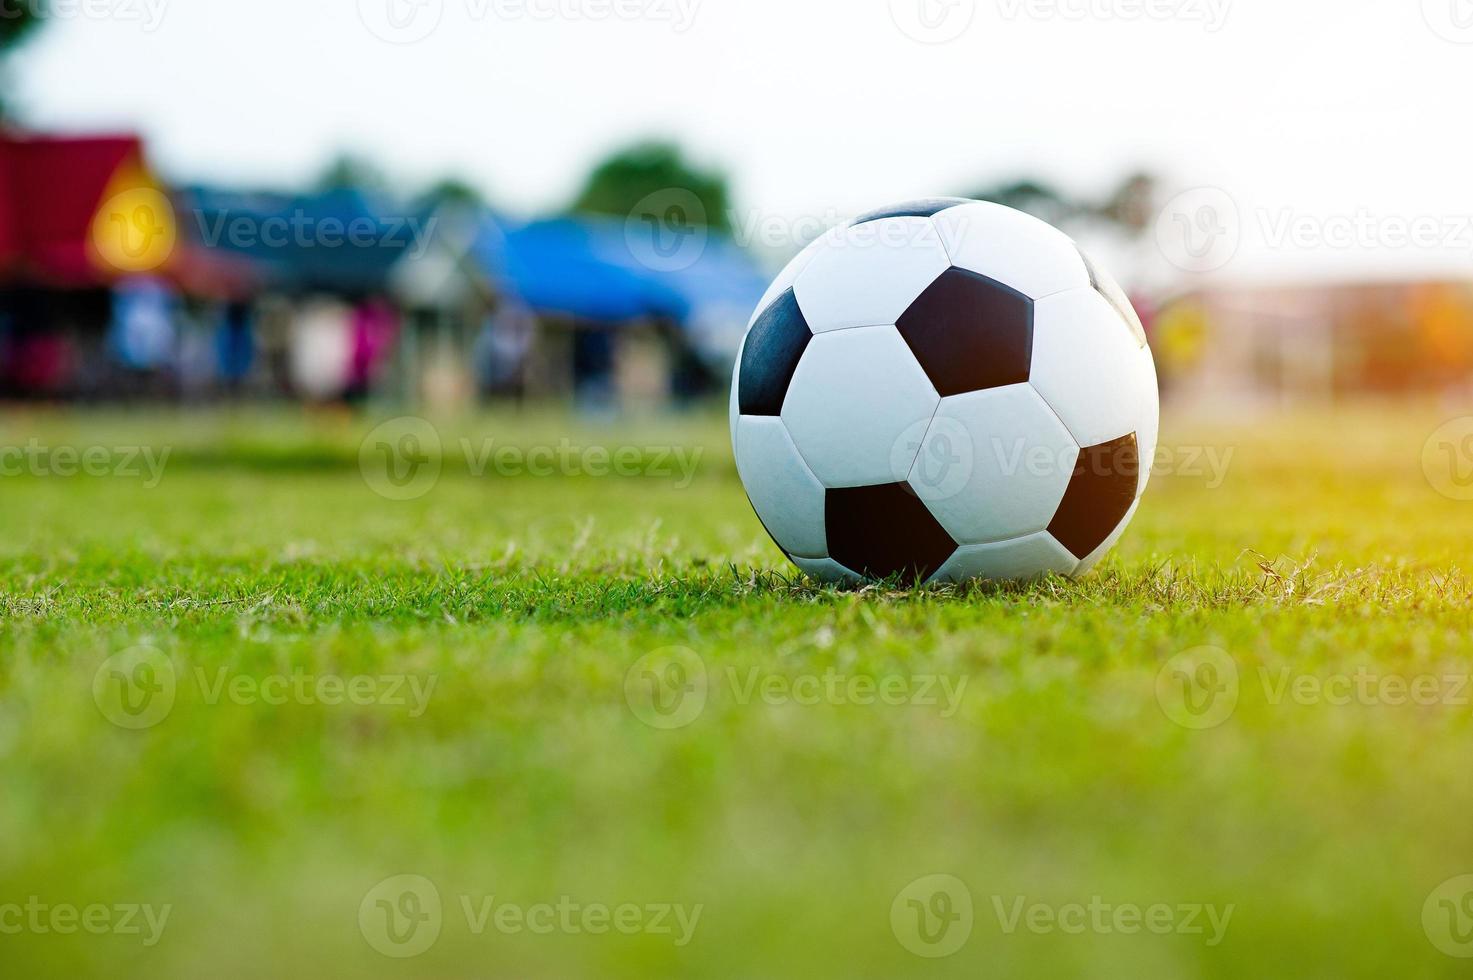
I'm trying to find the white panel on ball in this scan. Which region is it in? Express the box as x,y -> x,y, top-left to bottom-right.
1083,249 -> 1148,347
910,384 -> 1080,545
792,218 -> 951,333
781,325 -> 940,488
790,556 -> 864,586
734,416 -> 828,559
729,332 -> 746,452
749,234 -> 828,327
1029,286 -> 1157,450
927,531 -> 1081,585
934,202 -> 1091,300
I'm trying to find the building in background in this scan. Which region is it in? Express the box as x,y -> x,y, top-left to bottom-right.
1155,280 -> 1473,408
0,130 -> 768,411
7,129 -> 1473,412
0,131 -> 253,400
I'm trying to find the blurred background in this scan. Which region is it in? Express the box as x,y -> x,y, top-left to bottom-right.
3,0 -> 1472,417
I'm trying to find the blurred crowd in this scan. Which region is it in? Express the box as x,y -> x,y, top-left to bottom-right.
0,132 -> 763,411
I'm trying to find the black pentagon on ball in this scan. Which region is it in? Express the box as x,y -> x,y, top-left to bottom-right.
826,483 -> 958,582
896,268 -> 1034,397
851,197 -> 973,225
738,288 -> 812,416
1048,433 -> 1140,559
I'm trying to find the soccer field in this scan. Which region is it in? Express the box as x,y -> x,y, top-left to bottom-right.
2,402 -> 1473,978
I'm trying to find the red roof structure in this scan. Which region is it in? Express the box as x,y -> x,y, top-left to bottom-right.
0,131 -> 256,297
0,132 -> 145,286
0,140 -> 18,272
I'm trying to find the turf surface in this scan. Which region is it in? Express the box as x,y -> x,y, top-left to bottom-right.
2,402 -> 1473,978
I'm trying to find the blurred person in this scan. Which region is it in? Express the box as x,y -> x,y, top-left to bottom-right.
289,296 -> 353,402
7,331 -> 75,397
0,295 -> 11,390
214,300 -> 256,395
345,294 -> 400,404
174,298 -> 218,400
106,276 -> 178,399
572,320 -> 616,416
1,291 -> 77,397
251,296 -> 296,398
655,314 -> 718,408
472,299 -> 535,402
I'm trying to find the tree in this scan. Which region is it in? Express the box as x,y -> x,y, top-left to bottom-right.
0,0 -> 43,53
569,141 -> 732,231
966,178 -> 1074,227
0,0 -> 46,120
965,172 -> 1159,235
314,153 -> 390,195
1093,171 -> 1157,233
416,177 -> 487,211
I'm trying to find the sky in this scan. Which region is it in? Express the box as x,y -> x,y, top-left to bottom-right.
11,0 -> 1473,282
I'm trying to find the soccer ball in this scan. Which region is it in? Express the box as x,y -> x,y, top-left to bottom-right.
730,198 -> 1159,585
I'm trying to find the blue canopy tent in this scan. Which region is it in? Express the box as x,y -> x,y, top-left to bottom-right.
617,231 -> 770,364
472,213 -> 766,361
474,216 -> 687,325
463,213 -> 767,403
475,215 -> 766,324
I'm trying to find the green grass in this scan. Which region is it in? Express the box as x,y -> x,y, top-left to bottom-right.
3,402 -> 1473,978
